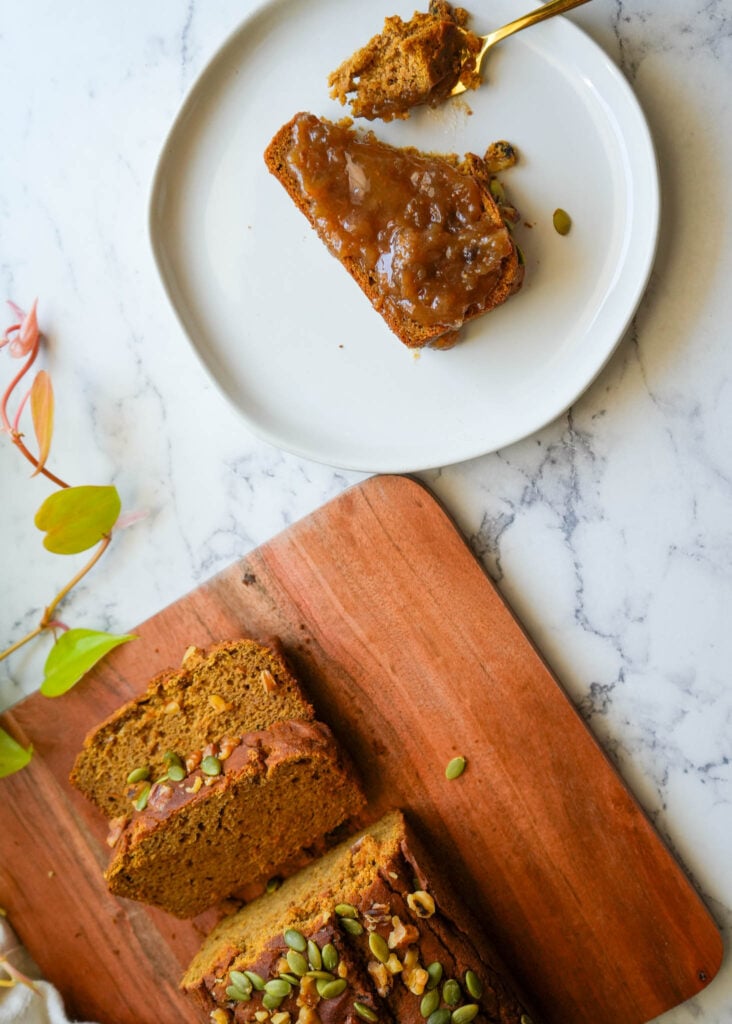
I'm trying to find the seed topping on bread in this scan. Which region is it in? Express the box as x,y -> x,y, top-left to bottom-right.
183,812 -> 534,1023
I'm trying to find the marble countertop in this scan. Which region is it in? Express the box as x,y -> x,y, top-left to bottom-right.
1,1 -> 730,1021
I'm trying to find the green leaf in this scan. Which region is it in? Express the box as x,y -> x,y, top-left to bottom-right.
30,369 -> 54,476
41,629 -> 136,697
0,727 -> 33,778
34,485 -> 121,554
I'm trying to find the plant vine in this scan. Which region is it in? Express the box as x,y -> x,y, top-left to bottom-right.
0,301 -> 137,777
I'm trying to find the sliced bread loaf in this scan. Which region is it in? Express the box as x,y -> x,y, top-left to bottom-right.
264,112 -> 524,350
182,810 -> 534,1023
70,639 -> 314,819
105,719 -> 365,918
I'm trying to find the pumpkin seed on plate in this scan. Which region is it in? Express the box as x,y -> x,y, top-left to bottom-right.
553,208 -> 572,235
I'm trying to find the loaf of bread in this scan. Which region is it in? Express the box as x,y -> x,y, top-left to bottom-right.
105,718 -> 365,918
264,113 -> 524,350
328,1 -> 482,121
70,638 -> 365,918
182,810 -> 535,1023
70,639 -> 314,819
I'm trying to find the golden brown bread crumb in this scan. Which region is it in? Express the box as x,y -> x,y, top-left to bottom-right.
105,719 -> 365,918
328,1 -> 482,121
70,639 -> 314,819
181,811 -> 534,1023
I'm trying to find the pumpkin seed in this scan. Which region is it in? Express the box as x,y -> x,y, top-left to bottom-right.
307,939 -> 322,970
420,989 -> 441,1017
286,950 -> 309,977
368,932 -> 389,964
520,1016 -> 534,1024
426,962 -> 443,991
305,971 -> 335,981
451,1005 -> 479,1024
126,766 -> 150,784
262,993 -> 284,1011
353,1002 -> 379,1021
278,973 -> 301,986
167,764 -> 186,782
266,877 -> 282,894
284,928 -> 307,952
427,1011 -> 451,1024
340,918 -> 363,936
489,179 -> 506,204
334,903 -> 358,918
201,755 -> 222,776
443,979 -> 462,1006
553,208 -> 571,235
264,979 -> 292,998
445,757 -> 466,780
229,971 -> 252,993
244,970 -> 265,991
464,971 -> 482,999
134,782 -> 151,811
225,984 -> 251,1002
163,751 -> 184,769
322,943 -> 339,971
317,978 -> 347,999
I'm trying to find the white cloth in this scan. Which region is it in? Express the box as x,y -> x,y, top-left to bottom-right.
0,920 -> 97,1024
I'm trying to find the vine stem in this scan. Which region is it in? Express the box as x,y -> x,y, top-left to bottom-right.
0,535 -> 112,663
1,317 -> 69,489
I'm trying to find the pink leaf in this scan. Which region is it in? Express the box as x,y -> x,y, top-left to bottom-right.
115,508 -> 149,530
2,299 -> 39,358
30,369 -> 54,476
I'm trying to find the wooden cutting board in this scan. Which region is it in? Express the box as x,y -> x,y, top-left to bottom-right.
0,476 -> 721,1024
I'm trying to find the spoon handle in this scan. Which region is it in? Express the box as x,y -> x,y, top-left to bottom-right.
484,0 -> 593,50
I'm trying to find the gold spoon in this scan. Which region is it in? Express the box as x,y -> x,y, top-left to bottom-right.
451,0 -> 593,96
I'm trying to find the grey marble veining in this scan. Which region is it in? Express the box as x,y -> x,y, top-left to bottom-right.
1,1 -> 731,1022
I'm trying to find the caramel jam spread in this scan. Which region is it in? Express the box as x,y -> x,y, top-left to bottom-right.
285,113 -> 512,330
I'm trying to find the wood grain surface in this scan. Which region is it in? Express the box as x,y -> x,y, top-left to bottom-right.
0,475 -> 722,1024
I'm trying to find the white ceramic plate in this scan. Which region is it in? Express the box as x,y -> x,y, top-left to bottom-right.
149,0 -> 659,473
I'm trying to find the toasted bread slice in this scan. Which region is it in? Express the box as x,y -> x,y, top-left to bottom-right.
264,112 -> 524,350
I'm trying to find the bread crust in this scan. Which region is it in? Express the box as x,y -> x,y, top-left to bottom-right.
264,113 -> 524,350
